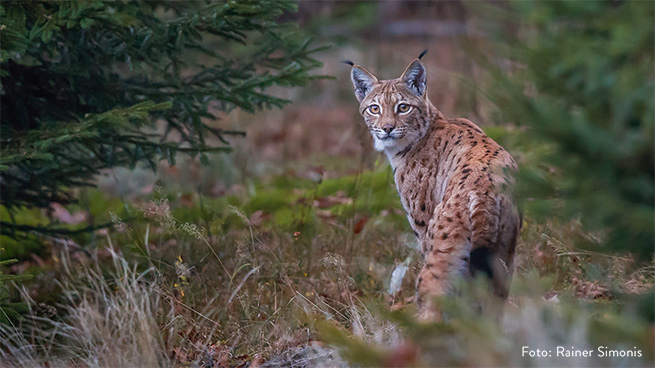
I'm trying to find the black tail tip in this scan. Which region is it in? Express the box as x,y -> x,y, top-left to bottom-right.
418,49 -> 428,60
342,59 -> 355,66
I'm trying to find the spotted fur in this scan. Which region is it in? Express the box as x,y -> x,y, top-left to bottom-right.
348,55 -> 520,320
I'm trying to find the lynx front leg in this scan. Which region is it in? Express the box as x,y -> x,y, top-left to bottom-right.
415,237 -> 472,321
414,200 -> 473,321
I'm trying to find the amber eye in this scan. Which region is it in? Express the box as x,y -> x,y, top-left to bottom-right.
367,104 -> 380,114
397,104 -> 411,113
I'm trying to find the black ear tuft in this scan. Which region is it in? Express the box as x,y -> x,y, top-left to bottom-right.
418,49 -> 428,60
342,60 -> 355,66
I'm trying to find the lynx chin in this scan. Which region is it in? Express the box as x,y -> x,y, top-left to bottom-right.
346,52 -> 520,320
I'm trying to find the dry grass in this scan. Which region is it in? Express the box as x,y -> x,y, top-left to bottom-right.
0,245 -> 168,367
1,188 -> 652,367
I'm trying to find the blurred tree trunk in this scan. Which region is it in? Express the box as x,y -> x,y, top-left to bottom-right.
374,1 -> 479,119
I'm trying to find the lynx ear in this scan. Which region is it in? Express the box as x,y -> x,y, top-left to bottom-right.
350,65 -> 378,102
400,60 -> 427,97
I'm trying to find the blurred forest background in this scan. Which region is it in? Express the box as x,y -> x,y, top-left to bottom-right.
1,1 -> 653,367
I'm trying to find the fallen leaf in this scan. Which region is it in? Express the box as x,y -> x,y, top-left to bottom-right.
180,193 -> 194,208
250,354 -> 264,368
313,191 -> 352,208
170,348 -> 188,363
353,216 -> 369,234
315,209 -> 337,220
386,341 -> 418,367
249,210 -> 270,226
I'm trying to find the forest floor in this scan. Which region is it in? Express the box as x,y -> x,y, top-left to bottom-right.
1,40 -> 654,367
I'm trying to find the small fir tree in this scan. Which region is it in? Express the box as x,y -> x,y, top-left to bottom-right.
0,1 -> 325,238
474,1 -> 654,260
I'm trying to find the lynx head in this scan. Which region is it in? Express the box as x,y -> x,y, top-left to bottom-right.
347,52 -> 431,153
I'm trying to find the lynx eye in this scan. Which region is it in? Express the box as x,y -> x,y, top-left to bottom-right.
397,103 -> 411,113
367,104 -> 380,115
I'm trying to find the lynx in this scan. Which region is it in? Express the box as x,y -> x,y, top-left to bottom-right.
346,52 -> 520,320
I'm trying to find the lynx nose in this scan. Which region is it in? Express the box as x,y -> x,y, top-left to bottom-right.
382,124 -> 395,134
